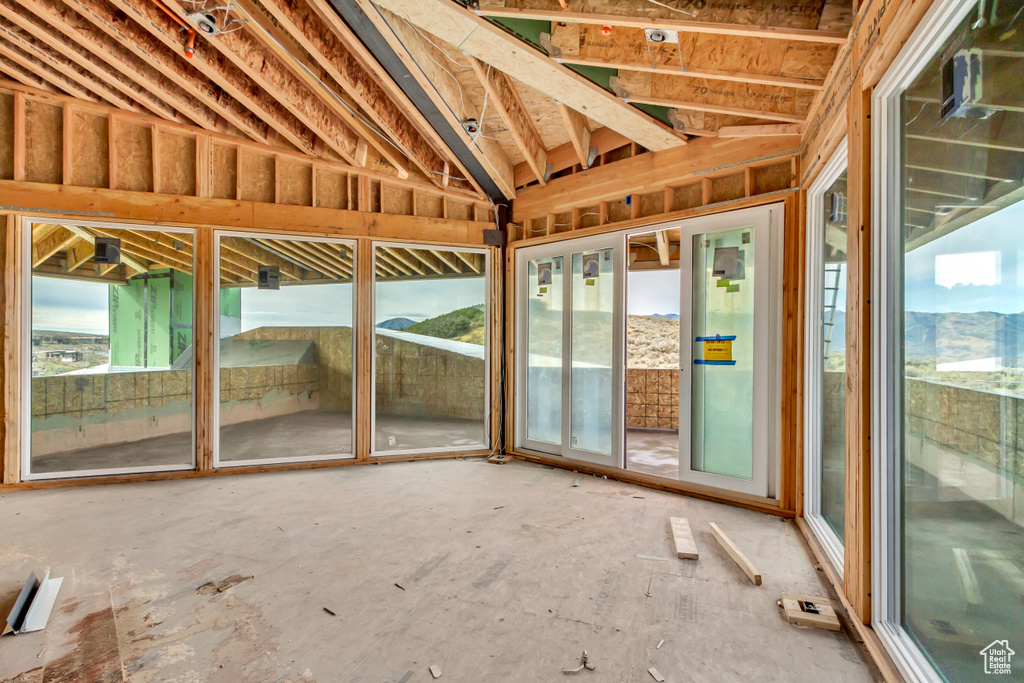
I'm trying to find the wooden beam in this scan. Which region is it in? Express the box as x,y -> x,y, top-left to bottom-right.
655,231 -> 670,266
2,215 -> 22,484
368,0 -> 684,151
513,135 -> 798,221
709,522 -> 762,586
557,55 -> 826,91
475,5 -> 849,44
467,57 -> 548,185
719,124 -> 806,137
557,103 -> 592,169
514,126 -> 629,188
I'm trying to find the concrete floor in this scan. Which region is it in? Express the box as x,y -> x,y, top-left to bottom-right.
30,412 -> 487,474
626,429 -> 680,479
0,459 -> 874,682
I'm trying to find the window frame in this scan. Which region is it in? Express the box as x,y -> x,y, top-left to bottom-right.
212,231 -> 358,469
370,241 -> 492,457
20,216 -> 198,481
803,140 -> 849,577
871,0 -> 984,680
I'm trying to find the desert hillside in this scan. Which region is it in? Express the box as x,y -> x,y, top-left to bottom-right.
628,315 -> 680,368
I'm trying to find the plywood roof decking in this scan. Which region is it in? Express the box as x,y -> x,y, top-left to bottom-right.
29,225 -> 485,287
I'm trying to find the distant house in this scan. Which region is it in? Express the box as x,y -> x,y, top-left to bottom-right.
44,350 -> 84,363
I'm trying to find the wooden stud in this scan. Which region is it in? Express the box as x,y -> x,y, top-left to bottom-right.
195,135 -> 210,198
709,522 -> 762,585
12,92 -> 25,182
107,112 -> 118,190
701,178 -> 712,206
61,102 -> 72,185
669,517 -> 699,560
1,215 -> 21,484
356,239 -> 373,460
744,168 -> 753,198
151,124 -> 161,194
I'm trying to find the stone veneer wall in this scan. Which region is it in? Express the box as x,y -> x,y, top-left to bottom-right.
626,368 -> 679,430
375,334 -> 485,420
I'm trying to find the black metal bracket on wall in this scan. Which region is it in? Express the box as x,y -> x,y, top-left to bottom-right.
327,0 -> 508,205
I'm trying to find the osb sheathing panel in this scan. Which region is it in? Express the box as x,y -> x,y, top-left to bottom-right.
668,183 -> 702,212
278,160 -> 312,207
0,94 -> 12,179
637,191 -> 664,218
416,193 -> 444,219
71,112 -> 108,188
448,201 -> 472,222
238,150 -> 274,204
212,144 -> 237,200
514,81 -> 572,152
114,121 -> 153,193
753,161 -> 793,195
25,101 -> 62,185
381,184 -> 413,216
578,205 -> 601,230
710,173 -> 746,204
369,180 -> 381,213
158,133 -> 196,197
607,198 -> 630,223
314,168 -> 347,209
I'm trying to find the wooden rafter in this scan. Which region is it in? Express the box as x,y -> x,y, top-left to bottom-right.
0,0 -> 188,125
19,0 -> 220,132
368,0 -> 684,152
105,0 -> 322,157
155,0 -> 363,167
475,5 -> 848,44
557,103 -> 592,169
0,26 -> 135,110
0,47 -> 89,99
513,126 -> 630,187
655,231 -> 670,266
467,57 -> 548,185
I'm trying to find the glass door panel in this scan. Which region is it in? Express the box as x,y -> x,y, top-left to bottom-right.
678,206 -> 773,496
526,257 -> 563,446
569,248 -> 615,457
689,227 -> 755,479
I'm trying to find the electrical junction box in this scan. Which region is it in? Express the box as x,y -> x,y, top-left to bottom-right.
258,265 -> 280,290
94,237 -> 121,265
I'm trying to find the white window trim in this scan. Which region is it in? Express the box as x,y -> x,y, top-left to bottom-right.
804,140 -> 848,578
20,216 -> 197,481
871,0 -> 982,680
212,232 -> 358,469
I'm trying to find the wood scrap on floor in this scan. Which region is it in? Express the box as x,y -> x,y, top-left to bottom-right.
669,517 -> 699,560
780,593 -> 841,631
709,522 -> 762,586
648,666 -> 666,682
429,664 -> 442,678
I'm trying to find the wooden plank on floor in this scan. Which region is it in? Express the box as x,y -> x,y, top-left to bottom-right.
709,522 -> 761,586
669,517 -> 699,560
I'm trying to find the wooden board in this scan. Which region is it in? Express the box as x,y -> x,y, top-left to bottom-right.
669,517 -> 699,560
781,593 -> 841,631
709,522 -> 762,585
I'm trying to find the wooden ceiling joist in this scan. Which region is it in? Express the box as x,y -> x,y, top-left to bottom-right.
32,226 -> 77,267
474,4 -> 849,44
368,0 -> 684,152
0,52 -> 65,96
17,0 -> 219,132
63,0 -> 273,147
0,0 -> 190,126
106,0 -> 324,158
467,57 -> 548,185
513,126 -> 630,187
718,124 -> 805,137
0,25 -> 138,111
61,225 -> 148,274
234,0 -> 458,189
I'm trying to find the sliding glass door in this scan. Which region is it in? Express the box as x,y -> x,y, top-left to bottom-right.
516,234 -> 623,468
677,206 -> 776,497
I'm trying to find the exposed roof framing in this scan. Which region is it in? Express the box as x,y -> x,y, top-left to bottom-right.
467,57 -> 548,185
0,56 -> 58,93
369,0 -> 685,151
475,1 -> 849,43
0,41 -> 99,102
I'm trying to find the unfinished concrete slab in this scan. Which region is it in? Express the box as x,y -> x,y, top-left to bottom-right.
0,459 -> 874,682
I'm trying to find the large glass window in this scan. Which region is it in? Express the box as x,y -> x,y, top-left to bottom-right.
373,245 -> 488,454
215,235 -> 355,465
526,256 -> 563,446
878,2 -> 1024,680
26,221 -> 194,478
